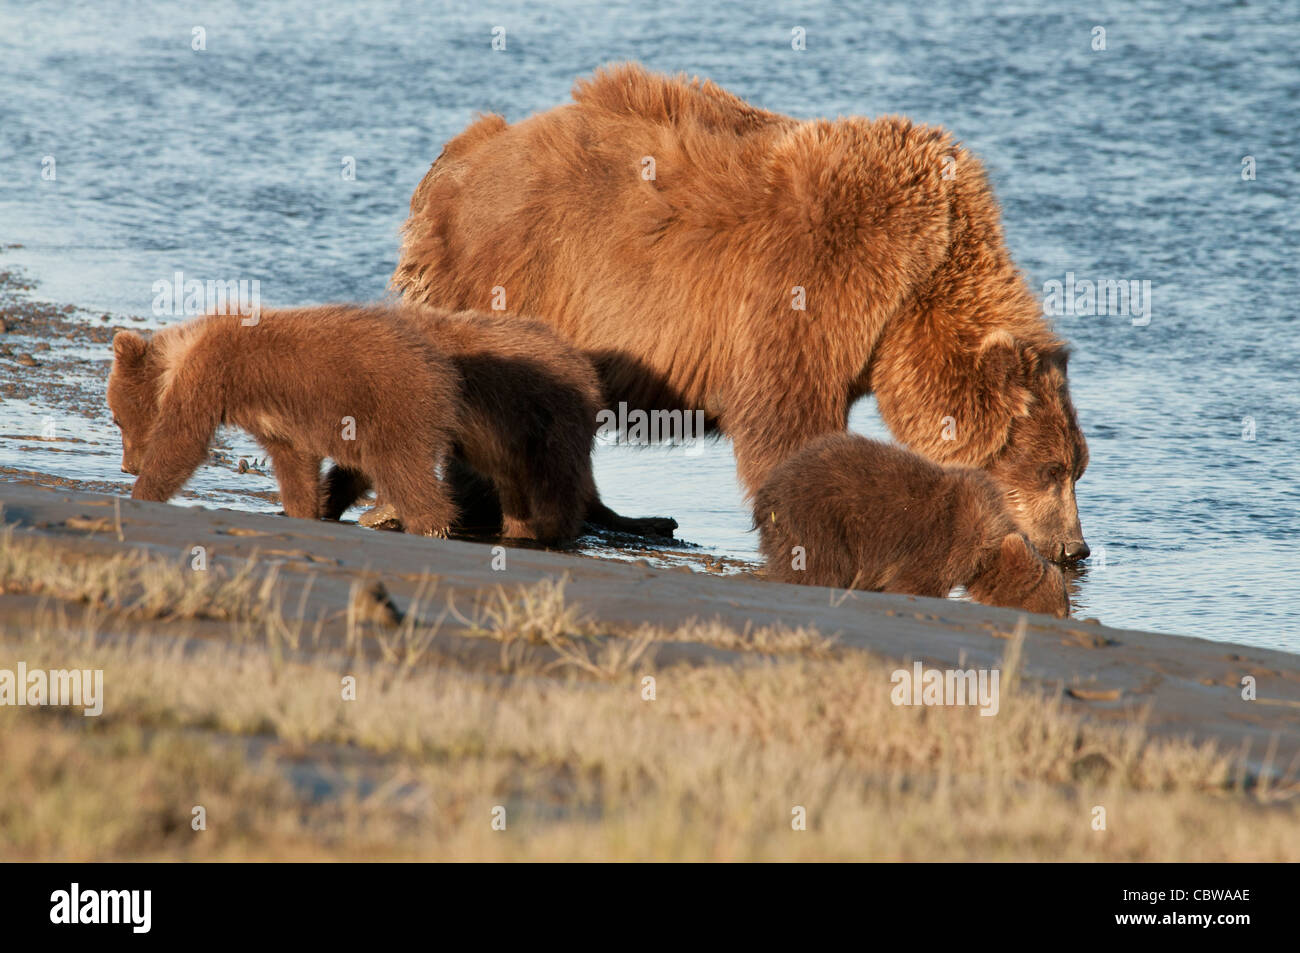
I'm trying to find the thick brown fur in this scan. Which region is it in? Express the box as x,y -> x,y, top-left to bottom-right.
754,434 -> 1068,618
107,304 -> 460,537
392,62 -> 1089,561
320,307 -> 677,544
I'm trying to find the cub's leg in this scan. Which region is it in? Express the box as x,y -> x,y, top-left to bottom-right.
371,452 -> 456,538
323,460 -> 489,534
131,396 -> 218,503
519,473 -> 585,545
320,465 -> 373,520
497,480 -> 537,541
446,455 -> 503,534
524,499 -> 584,545
264,441 -> 324,519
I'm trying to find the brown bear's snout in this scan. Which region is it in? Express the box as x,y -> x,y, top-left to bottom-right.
1061,539 -> 1089,562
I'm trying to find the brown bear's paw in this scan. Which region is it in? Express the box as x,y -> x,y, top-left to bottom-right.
585,500 -> 678,539
607,513 -> 679,538
501,516 -> 538,541
638,515 -> 679,538
359,503 -> 404,532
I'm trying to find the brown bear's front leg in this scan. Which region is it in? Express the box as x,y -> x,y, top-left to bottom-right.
723,345 -> 853,499
445,456 -> 503,534
264,442 -> 324,520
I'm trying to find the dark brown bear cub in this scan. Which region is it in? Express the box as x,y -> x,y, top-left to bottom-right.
107,304 -> 461,537
321,307 -> 677,544
754,434 -> 1068,617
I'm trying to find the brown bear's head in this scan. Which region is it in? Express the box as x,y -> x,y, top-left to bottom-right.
107,330 -> 160,475
968,532 -> 1069,618
873,326 -> 1090,565
979,339 -> 1090,564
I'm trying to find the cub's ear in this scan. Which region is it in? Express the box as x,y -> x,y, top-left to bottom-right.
112,330 -> 147,366
998,532 -> 1037,571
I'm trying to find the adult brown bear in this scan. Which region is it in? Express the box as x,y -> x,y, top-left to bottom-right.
393,63 -> 1090,562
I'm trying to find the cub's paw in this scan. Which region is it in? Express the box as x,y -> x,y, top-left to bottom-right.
622,514 -> 679,538
359,503 -> 404,532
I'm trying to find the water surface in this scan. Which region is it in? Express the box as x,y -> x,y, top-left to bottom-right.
1,0 -> 1296,650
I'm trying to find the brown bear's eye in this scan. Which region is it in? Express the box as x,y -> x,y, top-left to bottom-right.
1044,465 -> 1066,484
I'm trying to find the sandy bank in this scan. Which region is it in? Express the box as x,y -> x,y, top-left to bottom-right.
2,481 -> 1296,777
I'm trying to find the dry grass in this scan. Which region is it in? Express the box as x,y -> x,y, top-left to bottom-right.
1,561 -> 1297,860
445,575 -> 657,677
446,576 -> 838,677
2,526 -> 1296,860
0,522 -> 275,622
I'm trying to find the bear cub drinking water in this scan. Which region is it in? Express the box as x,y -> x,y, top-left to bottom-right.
107,304 -> 461,537
754,433 -> 1068,617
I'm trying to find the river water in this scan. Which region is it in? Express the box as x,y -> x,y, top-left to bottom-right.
1,0 -> 1296,651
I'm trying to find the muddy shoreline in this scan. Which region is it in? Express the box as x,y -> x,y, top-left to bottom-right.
3,481 -> 1298,777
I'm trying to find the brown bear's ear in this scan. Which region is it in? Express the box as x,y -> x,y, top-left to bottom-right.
977,333 -> 1034,419
1035,343 -> 1072,389
1043,344 -> 1070,372
112,330 -> 147,366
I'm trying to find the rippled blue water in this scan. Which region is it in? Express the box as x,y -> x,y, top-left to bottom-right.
1,0 -> 1296,650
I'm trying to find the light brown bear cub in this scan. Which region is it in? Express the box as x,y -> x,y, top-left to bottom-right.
321,307 -> 677,544
108,304 -> 460,537
754,433 -> 1068,617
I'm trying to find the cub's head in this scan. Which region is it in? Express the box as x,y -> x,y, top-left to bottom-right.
106,330 -> 160,475
969,532 -> 1069,618
978,336 -> 1090,564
